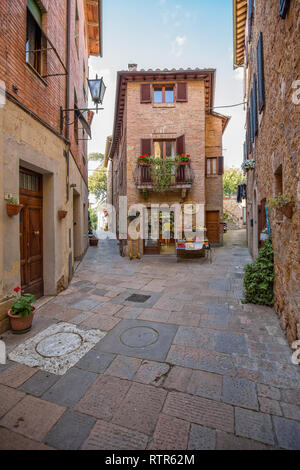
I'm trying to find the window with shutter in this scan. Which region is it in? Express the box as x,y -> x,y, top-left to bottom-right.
253,74 -> 258,136
141,139 -> 152,156
244,132 -> 249,161
176,83 -> 188,102
140,84 -> 152,103
257,33 -> 265,112
176,135 -> 185,155
218,156 -> 224,175
279,0 -> 290,18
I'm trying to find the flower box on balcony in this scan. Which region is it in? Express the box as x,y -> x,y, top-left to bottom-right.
6,198 -> 23,217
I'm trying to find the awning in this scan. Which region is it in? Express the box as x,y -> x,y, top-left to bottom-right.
75,105 -> 91,138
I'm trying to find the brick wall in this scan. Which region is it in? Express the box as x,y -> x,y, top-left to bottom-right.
245,0 -> 300,343
0,0 -> 89,183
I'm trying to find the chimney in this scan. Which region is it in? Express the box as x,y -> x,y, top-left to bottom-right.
128,64 -> 138,72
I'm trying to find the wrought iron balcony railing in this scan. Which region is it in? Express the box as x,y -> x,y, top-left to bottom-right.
133,162 -> 194,192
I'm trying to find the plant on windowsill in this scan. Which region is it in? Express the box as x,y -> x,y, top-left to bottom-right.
267,194 -> 294,219
7,287 -> 36,334
6,197 -> 24,217
177,154 -> 190,165
241,159 -> 256,173
150,156 -> 175,192
243,238 -> 275,306
137,154 -> 150,166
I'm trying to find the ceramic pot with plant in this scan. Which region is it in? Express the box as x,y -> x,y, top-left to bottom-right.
178,154 -> 190,165
137,154 -> 150,166
89,236 -> 99,246
268,194 -> 294,219
6,197 -> 24,217
8,287 -> 36,334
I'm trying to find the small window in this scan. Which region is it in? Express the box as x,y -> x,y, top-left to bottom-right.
154,86 -> 174,104
154,140 -> 175,159
207,158 -> 217,175
26,3 -> 43,75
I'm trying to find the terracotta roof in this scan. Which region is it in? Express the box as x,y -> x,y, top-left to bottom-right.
84,0 -> 103,57
109,68 -> 217,159
233,0 -> 247,68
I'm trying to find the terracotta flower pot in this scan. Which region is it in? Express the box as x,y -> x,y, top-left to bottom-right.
58,210 -> 68,219
89,238 -> 99,246
138,160 -> 149,167
8,307 -> 36,334
280,203 -> 293,219
7,204 -> 23,216
180,160 -> 190,165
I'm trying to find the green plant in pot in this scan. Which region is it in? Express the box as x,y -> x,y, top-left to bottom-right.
267,194 -> 293,219
8,287 -> 36,334
6,197 -> 24,217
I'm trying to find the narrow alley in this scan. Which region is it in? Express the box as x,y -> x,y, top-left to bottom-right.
0,231 -> 299,450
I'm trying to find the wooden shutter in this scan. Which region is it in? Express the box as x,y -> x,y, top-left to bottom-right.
279,0 -> 290,18
140,84 -> 152,103
176,135 -> 186,154
248,0 -> 253,42
218,156 -> 224,175
249,105 -> 254,144
140,139 -> 152,156
176,83 -> 188,102
244,132 -> 249,161
257,33 -> 265,112
253,75 -> 258,136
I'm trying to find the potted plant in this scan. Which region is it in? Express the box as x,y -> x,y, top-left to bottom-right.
6,197 -> 23,216
268,194 -> 294,219
177,154 -> 191,165
58,210 -> 68,219
137,154 -> 150,166
89,236 -> 99,246
241,159 -> 256,173
7,287 -> 36,334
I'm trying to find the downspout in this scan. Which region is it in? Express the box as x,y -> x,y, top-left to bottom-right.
65,0 -> 71,202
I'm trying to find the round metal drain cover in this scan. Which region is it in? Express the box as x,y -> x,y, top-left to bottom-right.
120,327 -> 159,348
36,332 -> 83,358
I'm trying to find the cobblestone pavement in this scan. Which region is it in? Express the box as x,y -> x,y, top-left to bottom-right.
1,230 -> 300,450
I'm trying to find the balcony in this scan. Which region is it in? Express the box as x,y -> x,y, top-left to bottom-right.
134,162 -> 194,193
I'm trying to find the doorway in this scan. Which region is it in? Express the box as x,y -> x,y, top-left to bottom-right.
143,209 -> 176,255
19,168 -> 44,298
206,211 -> 220,244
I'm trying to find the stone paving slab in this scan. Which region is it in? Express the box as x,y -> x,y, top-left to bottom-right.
42,367 -> 97,407
149,414 -> 190,450
163,391 -> 234,433
0,427 -> 54,450
81,420 -> 148,450
0,384 -> 25,418
45,410 -> 96,450
222,376 -> 259,410
235,408 -> 275,445
188,424 -> 216,450
0,395 -> 65,442
75,375 -> 131,421
104,355 -> 142,380
76,350 -> 115,373
20,370 -> 60,397
273,416 -> 300,450
96,319 -> 178,362
0,363 -> 37,388
112,382 -> 167,436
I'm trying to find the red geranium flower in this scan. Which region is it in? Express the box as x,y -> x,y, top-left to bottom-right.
14,286 -> 21,292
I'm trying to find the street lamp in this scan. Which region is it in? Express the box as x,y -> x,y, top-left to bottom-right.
88,74 -> 106,112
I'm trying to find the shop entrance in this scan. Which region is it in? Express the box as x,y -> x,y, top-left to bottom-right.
144,209 -> 176,255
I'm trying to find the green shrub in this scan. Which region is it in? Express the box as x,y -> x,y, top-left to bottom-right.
243,239 -> 275,306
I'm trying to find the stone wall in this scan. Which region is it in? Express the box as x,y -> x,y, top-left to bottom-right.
245,0 -> 300,343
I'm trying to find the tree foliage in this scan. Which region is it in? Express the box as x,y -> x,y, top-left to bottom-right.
223,168 -> 245,197
88,166 -> 107,203
88,152 -> 104,162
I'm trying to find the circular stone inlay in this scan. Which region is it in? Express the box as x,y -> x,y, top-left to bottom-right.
35,332 -> 83,358
120,327 -> 159,348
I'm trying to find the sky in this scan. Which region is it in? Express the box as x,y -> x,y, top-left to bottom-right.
88,0 -> 246,171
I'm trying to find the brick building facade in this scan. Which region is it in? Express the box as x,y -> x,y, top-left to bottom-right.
106,66 -> 229,257
0,0 -> 102,332
233,0 -> 300,343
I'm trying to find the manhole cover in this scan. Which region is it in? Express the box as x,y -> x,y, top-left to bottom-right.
126,294 -> 151,303
120,327 -> 159,348
35,332 -> 83,358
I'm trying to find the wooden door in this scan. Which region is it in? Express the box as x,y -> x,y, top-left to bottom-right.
19,168 -> 44,298
206,211 -> 220,244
